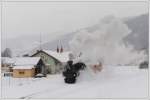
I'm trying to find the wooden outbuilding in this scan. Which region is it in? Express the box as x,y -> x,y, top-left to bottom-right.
13,66 -> 35,78
12,57 -> 45,78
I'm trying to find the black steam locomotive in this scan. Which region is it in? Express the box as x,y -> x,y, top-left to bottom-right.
63,60 -> 86,84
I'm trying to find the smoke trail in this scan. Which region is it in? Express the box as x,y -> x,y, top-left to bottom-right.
69,15 -> 146,66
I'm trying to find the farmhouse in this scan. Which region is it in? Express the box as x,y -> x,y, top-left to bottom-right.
31,50 -> 70,74
13,57 -> 45,78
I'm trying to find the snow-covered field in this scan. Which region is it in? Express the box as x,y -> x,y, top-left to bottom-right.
1,66 -> 148,99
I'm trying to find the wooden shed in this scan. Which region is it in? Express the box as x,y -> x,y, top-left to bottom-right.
13,66 -> 35,78
12,57 -> 45,78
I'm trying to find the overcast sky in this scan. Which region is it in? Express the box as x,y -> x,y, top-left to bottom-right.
2,1 -> 148,40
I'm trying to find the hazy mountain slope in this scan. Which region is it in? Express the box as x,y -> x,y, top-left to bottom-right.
2,13 -> 148,56
2,32 -> 69,56
40,32 -> 75,51
40,13 -> 148,53
2,35 -> 41,56
124,14 -> 149,53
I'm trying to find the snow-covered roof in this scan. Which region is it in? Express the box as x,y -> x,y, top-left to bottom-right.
13,65 -> 35,69
43,50 -> 70,63
1,57 -> 15,64
14,57 -> 41,66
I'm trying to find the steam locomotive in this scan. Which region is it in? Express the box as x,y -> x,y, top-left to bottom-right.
62,60 -> 86,84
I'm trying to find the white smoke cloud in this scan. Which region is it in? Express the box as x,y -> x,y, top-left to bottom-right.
69,15 -> 146,66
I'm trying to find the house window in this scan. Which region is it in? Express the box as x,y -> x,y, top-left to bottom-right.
19,71 -> 25,75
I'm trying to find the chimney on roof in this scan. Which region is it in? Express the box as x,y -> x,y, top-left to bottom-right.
60,45 -> 63,53
57,45 -> 59,53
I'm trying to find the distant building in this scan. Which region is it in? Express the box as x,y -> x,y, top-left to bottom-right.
12,57 -> 45,78
1,57 -> 15,72
31,50 -> 70,74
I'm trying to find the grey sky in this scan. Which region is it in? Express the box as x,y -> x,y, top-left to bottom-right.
2,2 -> 148,39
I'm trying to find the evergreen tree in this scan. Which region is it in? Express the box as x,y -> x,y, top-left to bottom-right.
2,48 -> 12,57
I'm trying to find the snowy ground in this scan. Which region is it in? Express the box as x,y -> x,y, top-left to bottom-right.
1,66 -> 148,99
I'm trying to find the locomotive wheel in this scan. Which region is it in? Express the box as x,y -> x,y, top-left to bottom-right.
64,78 -> 76,84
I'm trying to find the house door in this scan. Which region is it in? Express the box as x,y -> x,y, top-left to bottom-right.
35,66 -> 41,74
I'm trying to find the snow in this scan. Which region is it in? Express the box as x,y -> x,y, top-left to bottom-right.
1,57 -> 41,67
1,57 -> 15,64
13,65 -> 35,69
1,66 -> 148,99
14,57 -> 40,66
43,50 -> 70,62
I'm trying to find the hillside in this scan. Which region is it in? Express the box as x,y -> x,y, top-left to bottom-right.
39,13 -> 149,53
124,14 -> 149,53
2,13 -> 148,56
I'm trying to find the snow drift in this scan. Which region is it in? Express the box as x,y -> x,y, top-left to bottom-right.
69,15 -> 146,66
